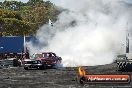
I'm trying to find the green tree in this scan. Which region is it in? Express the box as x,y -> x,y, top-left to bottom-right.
0,0 -> 62,36
0,9 -> 22,20
28,0 -> 43,5
0,17 -> 31,36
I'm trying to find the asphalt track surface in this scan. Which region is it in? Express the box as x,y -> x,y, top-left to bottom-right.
0,63 -> 132,88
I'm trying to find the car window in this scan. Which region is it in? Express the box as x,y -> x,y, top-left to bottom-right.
42,53 -> 53,58
43,53 -> 49,58
31,54 -> 43,59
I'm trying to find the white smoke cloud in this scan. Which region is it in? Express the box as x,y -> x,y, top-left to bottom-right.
28,0 -> 132,67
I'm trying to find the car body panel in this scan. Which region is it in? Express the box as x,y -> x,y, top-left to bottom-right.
23,52 -> 62,69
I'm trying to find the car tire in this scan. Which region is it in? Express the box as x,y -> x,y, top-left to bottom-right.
53,61 -> 62,69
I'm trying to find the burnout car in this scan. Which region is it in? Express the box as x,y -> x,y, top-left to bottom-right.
23,52 -> 62,70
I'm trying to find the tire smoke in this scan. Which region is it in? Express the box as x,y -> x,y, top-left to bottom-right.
28,0 -> 132,67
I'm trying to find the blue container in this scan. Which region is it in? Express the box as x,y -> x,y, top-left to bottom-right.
0,36 -> 32,53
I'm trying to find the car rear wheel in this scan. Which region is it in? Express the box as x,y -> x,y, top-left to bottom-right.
52,61 -> 62,69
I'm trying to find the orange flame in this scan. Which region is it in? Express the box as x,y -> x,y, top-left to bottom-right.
78,66 -> 86,76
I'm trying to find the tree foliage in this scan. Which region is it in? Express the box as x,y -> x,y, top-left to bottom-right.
0,0 -> 62,36
0,17 -> 31,36
28,0 -> 44,5
0,9 -> 22,20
